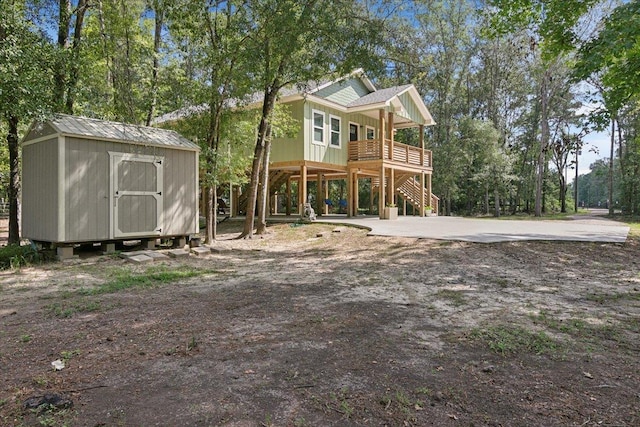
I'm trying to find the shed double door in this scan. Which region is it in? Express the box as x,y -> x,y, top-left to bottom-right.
109,153 -> 164,239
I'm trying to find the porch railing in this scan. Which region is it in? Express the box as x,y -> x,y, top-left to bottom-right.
348,139 -> 432,168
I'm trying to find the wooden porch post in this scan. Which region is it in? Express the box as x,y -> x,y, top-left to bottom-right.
379,109 -> 386,160
388,167 -> 395,208
299,164 -> 307,214
316,173 -> 323,216
286,177 -> 291,216
324,176 -> 329,215
353,170 -> 359,216
370,178 -> 374,214
427,173 -> 432,213
420,172 -> 426,217
419,124 -> 425,166
346,169 -> 353,217
233,186 -> 239,216
388,111 -> 394,161
379,166 -> 385,217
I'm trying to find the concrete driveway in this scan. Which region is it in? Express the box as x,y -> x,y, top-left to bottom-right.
321,212 -> 629,243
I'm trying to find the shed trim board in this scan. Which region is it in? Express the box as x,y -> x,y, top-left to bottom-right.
58,135 -> 66,242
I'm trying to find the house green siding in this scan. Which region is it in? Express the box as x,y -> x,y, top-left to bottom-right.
270,100 -> 305,163
314,77 -> 371,106
271,100 -> 383,166
304,102 -> 348,166
398,92 -> 426,125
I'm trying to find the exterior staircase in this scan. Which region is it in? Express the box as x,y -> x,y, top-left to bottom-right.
397,177 -> 439,215
372,175 -> 438,215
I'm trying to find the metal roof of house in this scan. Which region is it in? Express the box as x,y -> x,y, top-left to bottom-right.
49,114 -> 199,151
346,84 -> 413,107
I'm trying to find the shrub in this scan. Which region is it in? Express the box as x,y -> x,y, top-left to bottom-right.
0,244 -> 41,270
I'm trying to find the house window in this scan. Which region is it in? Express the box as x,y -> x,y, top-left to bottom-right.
349,123 -> 359,142
312,110 -> 325,144
330,115 -> 341,147
366,126 -> 375,140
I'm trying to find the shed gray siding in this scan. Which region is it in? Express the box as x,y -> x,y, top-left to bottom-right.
22,138 -> 60,242
64,137 -> 110,241
163,147 -> 198,236
63,137 -> 197,242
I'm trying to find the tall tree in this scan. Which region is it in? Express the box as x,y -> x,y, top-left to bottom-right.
0,0 -> 55,243
239,0 -> 385,238
168,0 -> 252,243
385,0 -> 479,215
51,0 -> 90,114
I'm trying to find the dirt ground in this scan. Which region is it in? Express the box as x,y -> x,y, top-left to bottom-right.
0,218 -> 638,426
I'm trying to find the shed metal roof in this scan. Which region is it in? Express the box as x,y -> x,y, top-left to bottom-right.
48,114 -> 199,151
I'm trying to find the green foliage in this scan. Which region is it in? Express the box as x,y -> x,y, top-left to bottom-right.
0,244 -> 40,270
574,0 -> 640,112
78,265 -> 210,296
0,1 -> 56,120
471,325 -> 558,355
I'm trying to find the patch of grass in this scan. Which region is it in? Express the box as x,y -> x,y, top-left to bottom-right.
60,349 -> 80,361
46,300 -> 101,318
20,334 -> 32,343
531,310 -> 629,348
78,265 -> 211,296
329,387 -> 354,419
29,405 -> 75,427
0,244 -> 42,270
436,289 -> 467,307
470,325 -> 558,356
586,291 -> 640,304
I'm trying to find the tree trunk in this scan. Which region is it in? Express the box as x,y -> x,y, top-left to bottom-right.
558,171 -> 566,213
536,69 -> 550,217
485,185 -> 489,215
205,187 -> 214,244
55,0 -> 71,110
256,124 -> 272,235
7,115 -> 20,244
608,117 -> 615,215
493,187 -> 500,217
146,2 -> 163,126
240,87 -> 278,238
64,0 -> 89,114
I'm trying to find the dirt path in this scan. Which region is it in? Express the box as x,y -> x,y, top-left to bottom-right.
1,221 -> 638,426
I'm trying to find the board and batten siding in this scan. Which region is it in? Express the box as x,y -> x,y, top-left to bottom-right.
65,137 -> 110,241
162,145 -> 198,236
304,101 -> 348,166
22,138 -> 59,242
63,137 -> 198,242
398,92 -> 426,125
314,77 -> 371,105
270,100 -> 305,163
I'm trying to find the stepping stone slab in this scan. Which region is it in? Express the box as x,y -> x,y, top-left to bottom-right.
120,250 -> 149,259
127,254 -> 154,264
168,249 -> 190,258
190,246 -> 211,256
146,251 -> 169,261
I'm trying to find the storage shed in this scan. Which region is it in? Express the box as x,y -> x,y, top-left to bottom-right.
21,115 -> 199,254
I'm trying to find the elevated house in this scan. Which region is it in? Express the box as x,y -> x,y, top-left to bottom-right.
266,69 -> 437,218
157,69 -> 437,218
